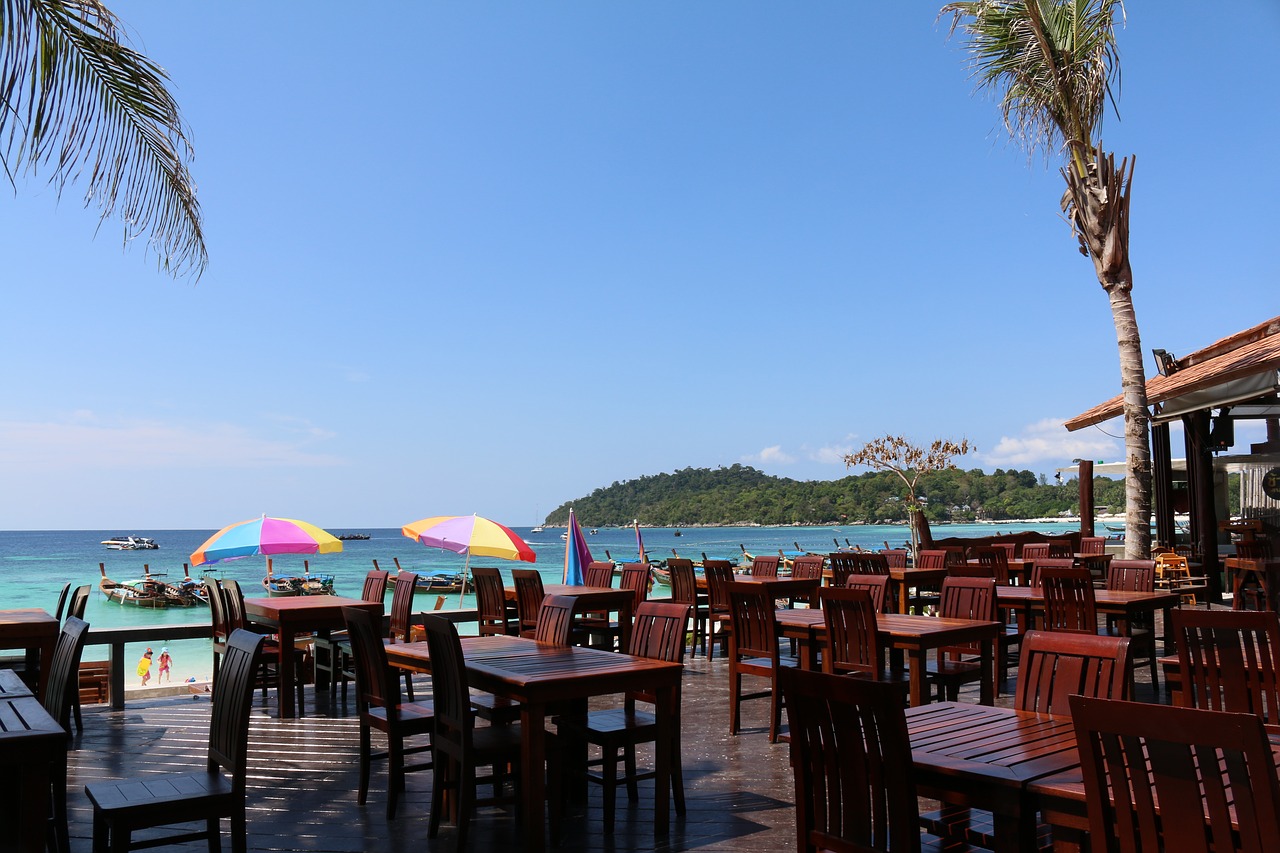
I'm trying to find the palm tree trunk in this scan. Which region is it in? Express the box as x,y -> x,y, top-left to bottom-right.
1108,286 -> 1152,558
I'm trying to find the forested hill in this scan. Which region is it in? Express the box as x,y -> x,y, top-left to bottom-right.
545,464 -> 1126,527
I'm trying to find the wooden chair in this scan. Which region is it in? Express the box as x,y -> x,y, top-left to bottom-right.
726,580 -> 797,743
1232,539 -> 1277,611
559,601 -> 690,832
222,579 -> 306,715
779,667 -> 924,853
1078,536 -> 1106,555
44,615 -> 89,853
315,568 -> 389,692
1022,543 -> 1052,560
512,568 -> 546,638
914,550 -> 948,569
62,584 -> 91,733
1029,556 -> 1075,589
383,571 -> 419,701
1104,559 -> 1159,687
750,555 -> 780,578
1040,566 -> 1098,634
830,552 -> 889,587
619,563 -> 651,609
992,542 -> 1016,560
342,606 -> 433,818
584,561 -> 615,587
205,578 -> 230,686
667,559 -> 708,656
703,560 -> 735,660
1015,631 -> 1132,714
534,595 -> 577,646
473,566 -> 516,637
1171,608 -> 1280,725
880,549 -> 909,569
1046,539 -> 1074,558
969,547 -> 1011,585
843,574 -> 891,614
787,554 -> 825,608
1070,694 -> 1280,853
819,587 -> 901,685
53,582 -> 72,622
423,615 -> 523,848
85,630 -> 266,853
927,577 -> 1000,701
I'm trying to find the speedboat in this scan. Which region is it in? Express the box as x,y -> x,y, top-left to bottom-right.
102,536 -> 160,550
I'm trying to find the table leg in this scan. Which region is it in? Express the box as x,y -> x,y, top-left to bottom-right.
35,638 -> 54,704
896,579 -> 909,615
980,637 -> 994,706
906,648 -> 926,706
521,702 -> 548,853
653,683 -> 675,836
278,627 -> 296,719
993,806 -> 1039,853
619,600 -> 634,652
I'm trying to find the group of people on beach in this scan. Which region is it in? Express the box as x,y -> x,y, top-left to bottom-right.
136,647 -> 172,687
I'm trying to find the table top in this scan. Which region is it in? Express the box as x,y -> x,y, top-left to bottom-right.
244,595 -> 381,615
995,586 -> 1180,608
906,701 -> 1079,787
0,669 -> 32,699
775,609 -> 1001,643
0,692 -> 64,741
0,609 -> 58,642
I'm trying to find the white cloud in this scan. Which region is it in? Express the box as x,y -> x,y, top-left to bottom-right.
0,415 -> 344,471
808,441 -> 855,465
977,418 -> 1121,468
743,445 -> 796,465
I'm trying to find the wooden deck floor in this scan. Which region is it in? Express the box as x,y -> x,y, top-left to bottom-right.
56,636 -> 1166,852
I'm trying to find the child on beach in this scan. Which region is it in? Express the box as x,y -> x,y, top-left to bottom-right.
158,647 -> 172,684
137,647 -> 153,687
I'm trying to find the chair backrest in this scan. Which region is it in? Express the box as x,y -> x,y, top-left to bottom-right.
667,559 -> 699,606
209,629 -> 267,786
703,561 -> 735,612
422,615 -> 474,754
361,569 -> 390,603
342,605 -> 400,715
222,579 -> 248,631
750,555 -> 780,578
54,582 -> 72,623
1041,566 -> 1098,634
1030,557 -> 1075,589
512,569 -> 546,633
940,546 -> 967,566
992,542 -> 1017,560
725,581 -> 780,661
1106,559 -> 1155,593
915,550 -> 947,569
790,555 -> 825,581
629,601 -> 691,663
829,552 -> 888,586
1047,539 -> 1074,558
1015,630 -> 1131,715
388,571 -> 418,642
619,563 -> 651,607
843,574 -> 891,614
67,584 -> 90,620
780,667 -> 921,853
1022,543 -> 1052,560
1236,539 -> 1274,560
584,561 -> 615,588
948,563 -> 996,580
1070,694 -> 1280,853
471,566 -> 510,635
205,578 -> 229,644
1079,536 -> 1106,555
44,616 -> 89,732
820,587 -> 884,678
971,547 -> 1011,585
939,577 -> 997,655
1171,608 -> 1280,723
880,549 -> 909,568
534,594 -> 577,646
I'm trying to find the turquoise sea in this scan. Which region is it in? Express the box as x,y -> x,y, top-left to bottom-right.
0,522 -> 1084,683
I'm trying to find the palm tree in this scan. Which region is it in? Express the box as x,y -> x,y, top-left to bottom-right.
941,0 -> 1149,558
1,0 -> 206,278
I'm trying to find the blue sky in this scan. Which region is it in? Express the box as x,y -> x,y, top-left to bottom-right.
2,2 -> 1277,530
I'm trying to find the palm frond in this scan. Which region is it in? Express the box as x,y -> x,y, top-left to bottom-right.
1,0 -> 206,278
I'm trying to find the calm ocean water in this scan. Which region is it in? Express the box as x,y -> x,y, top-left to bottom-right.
0,521 -> 1081,683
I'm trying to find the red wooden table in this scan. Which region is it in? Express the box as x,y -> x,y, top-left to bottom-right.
995,586 -> 1180,651
0,609 -> 58,701
243,595 -> 385,718
907,702 -> 1079,853
0,673 -> 66,851
387,635 -> 683,853
775,609 -> 1000,706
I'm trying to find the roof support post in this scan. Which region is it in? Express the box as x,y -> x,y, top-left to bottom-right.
1183,411 -> 1223,600
1078,460 -> 1095,538
1152,423 -> 1175,548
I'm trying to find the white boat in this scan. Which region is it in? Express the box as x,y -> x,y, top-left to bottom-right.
101,535 -> 160,550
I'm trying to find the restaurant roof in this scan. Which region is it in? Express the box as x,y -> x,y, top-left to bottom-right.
1064,316 -> 1280,431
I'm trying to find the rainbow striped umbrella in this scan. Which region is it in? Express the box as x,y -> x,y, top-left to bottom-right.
401,514 -> 536,563
190,515 -> 343,566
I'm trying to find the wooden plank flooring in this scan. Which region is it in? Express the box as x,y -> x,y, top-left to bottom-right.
58,631 -> 1167,852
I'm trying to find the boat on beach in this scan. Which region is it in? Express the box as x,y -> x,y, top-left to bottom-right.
102,535 -> 159,550
415,572 -> 465,594
98,563 -> 203,607
262,560 -> 335,597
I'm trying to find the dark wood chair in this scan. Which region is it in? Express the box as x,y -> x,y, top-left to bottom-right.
1022,543 -> 1052,560
63,584 -> 90,733
1015,630 -> 1131,714
380,571 -> 419,701
473,566 -> 516,637
1040,566 -> 1098,634
512,568 -> 546,638
1104,559 -> 1159,687
927,577 -> 1000,701
992,542 -> 1017,560
576,561 -> 621,646
843,574 -> 891,613
423,615 -> 523,848
44,615 -> 89,853
703,560 -> 735,660
205,578 -> 230,686
1029,556 -> 1075,589
534,595 -> 577,646
342,606 -> 433,818
788,555 -> 825,607
830,552 -> 889,587
1078,536 -> 1106,555
1070,694 -> 1280,852
726,580 -> 797,743
969,547 -> 1011,585
779,667 -> 925,853
749,555 -> 780,578
667,559 -> 708,656
915,550 -> 948,569
222,579 -> 306,715
315,568 -> 389,692
84,630 -> 266,853
559,601 -> 690,832
1046,539 -> 1074,558
1171,608 -> 1280,724
881,549 -> 909,569
53,582 -> 72,622
819,587 -> 902,686
584,561 -> 615,587
1232,539 -> 1277,611
619,563 -> 651,609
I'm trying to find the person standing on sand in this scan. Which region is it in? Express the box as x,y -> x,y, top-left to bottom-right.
158,648 -> 172,684
137,647 -> 154,687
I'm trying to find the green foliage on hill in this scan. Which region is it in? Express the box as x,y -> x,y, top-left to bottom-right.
545,464 -> 1129,527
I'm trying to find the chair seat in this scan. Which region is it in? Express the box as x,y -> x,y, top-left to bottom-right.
470,691 -> 522,724
471,721 -> 524,756
86,770 -> 238,820
366,701 -> 435,733
580,707 -> 658,738
925,658 -> 983,679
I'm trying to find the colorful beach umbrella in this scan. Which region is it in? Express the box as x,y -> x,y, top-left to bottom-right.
401,514 -> 537,563
190,515 -> 343,567
563,508 -> 593,585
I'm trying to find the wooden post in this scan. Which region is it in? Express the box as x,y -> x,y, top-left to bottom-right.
1078,460 -> 1095,538
1183,411 -> 1222,599
1151,423 -> 1175,548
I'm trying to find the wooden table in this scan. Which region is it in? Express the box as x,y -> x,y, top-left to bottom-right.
965,559 -> 1035,586
821,568 -> 948,613
995,586 -> 1180,651
243,595 -> 385,718
774,609 -> 1000,706
0,671 -> 66,851
1225,556 -> 1280,611
386,635 -> 683,853
907,702 -> 1079,853
0,609 -> 58,701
